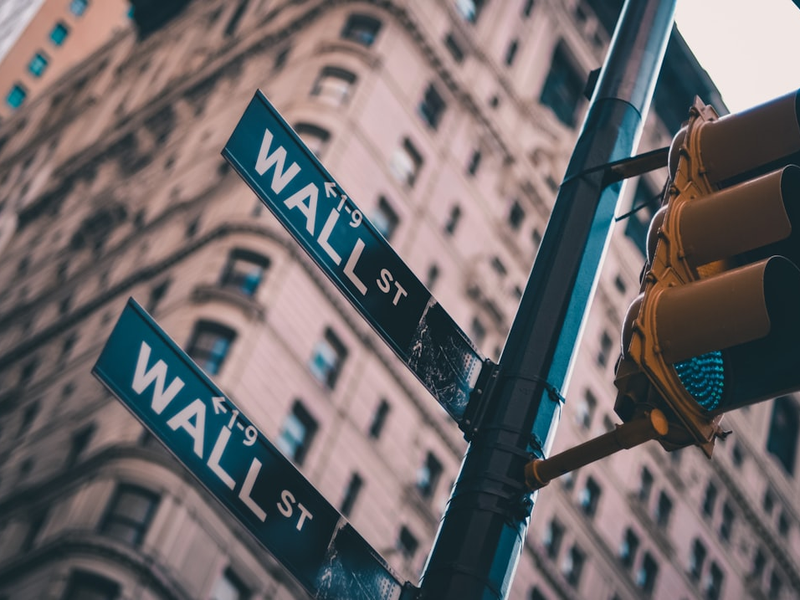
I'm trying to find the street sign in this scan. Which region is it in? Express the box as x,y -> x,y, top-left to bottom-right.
92,299 -> 408,600
223,91 -> 486,428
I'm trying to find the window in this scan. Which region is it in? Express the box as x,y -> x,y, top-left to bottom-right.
638,467 -> 653,503
69,0 -> 88,16
277,401 -> 318,465
220,249 -> 269,296
341,13 -> 381,47
508,201 -> 525,230
505,39 -> 519,66
619,528 -> 639,568
689,538 -> 706,580
636,552 -> 658,596
752,547 -> 766,578
597,331 -> 614,368
22,510 -> 47,552
210,567 -> 249,600
456,0 -> 485,23
778,511 -> 790,537
19,402 -> 40,436
719,503 -> 734,541
62,571 -> 119,600
371,196 -> 399,241
390,138 -> 423,187
732,442 -> 744,468
426,264 -> 440,291
99,484 -> 159,546
625,181 -> 659,257
397,526 -> 418,559
561,545 -> 585,587
340,472 -> 363,517
539,43 -> 584,127
530,587 -> 547,600
470,317 -> 486,346
186,321 -> 236,375
369,399 -> 390,438
224,0 -> 249,37
311,66 -> 357,106
146,279 -> 170,314
418,84 -> 446,130
654,491 -> 672,528
416,452 -> 443,498
769,572 -> 782,599
66,424 -> 95,468
294,123 -> 330,157
766,396 -> 798,475
467,149 -> 481,175
578,477 -> 601,517
6,84 -> 26,109
705,562 -> 724,600
543,519 -> 563,558
28,52 -> 48,77
50,22 -> 70,46
444,33 -> 465,62
309,328 -> 348,388
763,489 -> 775,515
576,390 -> 596,430
523,0 -> 535,17
444,204 -> 461,235
702,482 -> 717,517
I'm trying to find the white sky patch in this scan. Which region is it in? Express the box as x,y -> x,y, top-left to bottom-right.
675,0 -> 800,113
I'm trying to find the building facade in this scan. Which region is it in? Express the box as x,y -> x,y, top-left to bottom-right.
0,0 -> 131,120
0,1 -> 797,599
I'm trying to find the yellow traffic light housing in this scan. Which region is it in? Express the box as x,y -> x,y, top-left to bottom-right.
615,90 -> 800,456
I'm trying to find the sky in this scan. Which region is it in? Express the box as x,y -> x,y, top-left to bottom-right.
674,0 -> 800,113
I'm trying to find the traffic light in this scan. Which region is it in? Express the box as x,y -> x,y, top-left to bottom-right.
614,90 -> 800,456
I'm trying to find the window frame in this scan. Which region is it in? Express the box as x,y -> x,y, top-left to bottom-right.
186,321 -> 237,375
99,484 -> 159,547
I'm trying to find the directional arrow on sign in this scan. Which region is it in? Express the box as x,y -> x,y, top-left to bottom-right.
223,91 -> 492,432
93,299 -> 411,600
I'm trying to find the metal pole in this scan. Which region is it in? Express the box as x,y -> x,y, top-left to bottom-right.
524,409 -> 669,490
418,1 -> 676,598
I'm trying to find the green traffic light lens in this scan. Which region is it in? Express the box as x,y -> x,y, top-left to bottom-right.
674,351 -> 725,411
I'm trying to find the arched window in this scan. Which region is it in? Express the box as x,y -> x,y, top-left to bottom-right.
767,396 -> 799,475
62,570 -> 120,600
294,122 -> 330,157
340,13 -> 382,47
186,321 -> 237,375
311,66 -> 357,106
220,249 -> 270,296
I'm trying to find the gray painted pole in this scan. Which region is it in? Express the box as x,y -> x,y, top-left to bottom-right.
418,1 -> 677,597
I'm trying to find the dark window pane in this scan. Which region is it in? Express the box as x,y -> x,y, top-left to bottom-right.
397,526 -> 418,559
539,43 -> 584,127
309,328 -> 348,388
766,396 -> 798,475
28,53 -> 48,77
369,399 -> 390,439
341,13 -> 381,47
277,401 -> 318,465
416,452 -> 443,498
50,22 -> 70,46
210,567 -> 249,600
220,249 -> 269,296
69,0 -> 89,17
371,196 -> 399,241
99,484 -> 159,546
419,83 -> 446,129
187,321 -> 236,375
6,84 -> 26,109
340,472 -> 363,517
62,570 -> 119,600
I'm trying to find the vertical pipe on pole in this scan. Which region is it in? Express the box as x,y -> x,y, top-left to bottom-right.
418,1 -> 676,598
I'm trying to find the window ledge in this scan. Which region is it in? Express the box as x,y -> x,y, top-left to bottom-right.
191,285 -> 265,321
